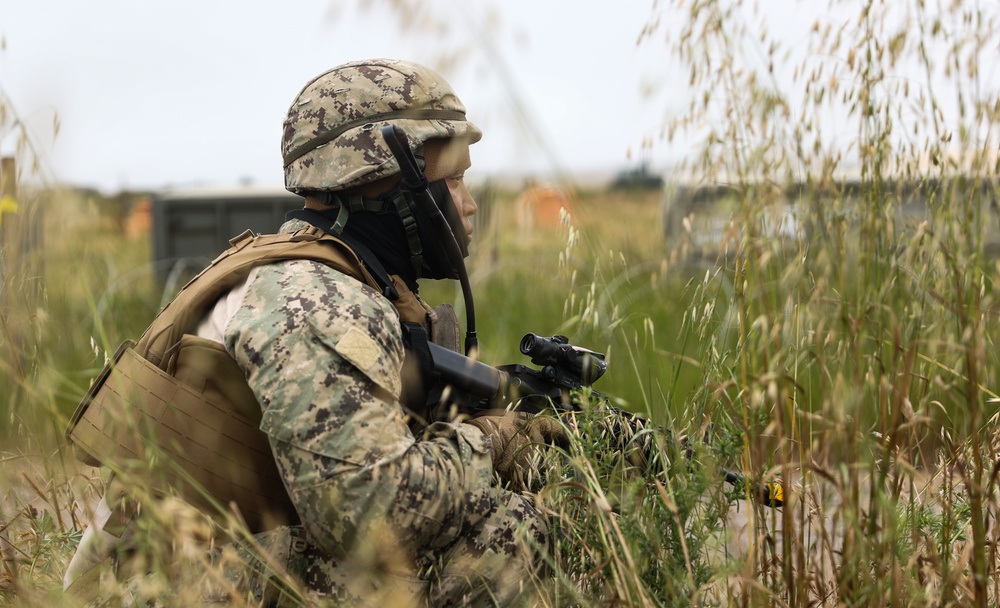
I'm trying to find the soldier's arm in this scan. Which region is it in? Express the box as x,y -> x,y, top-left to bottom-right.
225,260 -> 496,555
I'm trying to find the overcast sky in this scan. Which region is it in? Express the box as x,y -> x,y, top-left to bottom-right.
7,1 -> 992,194
1,0 -> 687,193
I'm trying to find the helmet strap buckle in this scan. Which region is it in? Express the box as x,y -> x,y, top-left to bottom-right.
389,190 -> 425,277
320,192 -> 351,234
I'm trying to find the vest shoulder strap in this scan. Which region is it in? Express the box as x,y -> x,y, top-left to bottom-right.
137,227 -> 378,368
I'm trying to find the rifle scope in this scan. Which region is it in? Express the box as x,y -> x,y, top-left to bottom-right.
520,333 -> 608,385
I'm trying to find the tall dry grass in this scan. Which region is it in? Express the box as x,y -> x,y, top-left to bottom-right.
3,0 -> 1000,605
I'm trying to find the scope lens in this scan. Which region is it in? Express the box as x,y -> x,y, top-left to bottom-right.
520,333 -> 539,356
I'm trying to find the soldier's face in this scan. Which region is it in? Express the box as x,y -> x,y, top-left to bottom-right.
444,171 -> 476,243
425,139 -> 477,242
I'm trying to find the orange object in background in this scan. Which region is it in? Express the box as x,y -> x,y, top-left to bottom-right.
514,182 -> 574,231
125,197 -> 152,239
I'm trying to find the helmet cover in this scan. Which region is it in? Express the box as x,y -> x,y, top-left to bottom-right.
282,58 -> 482,193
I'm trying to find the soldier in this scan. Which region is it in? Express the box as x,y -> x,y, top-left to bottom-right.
64,58 -> 563,606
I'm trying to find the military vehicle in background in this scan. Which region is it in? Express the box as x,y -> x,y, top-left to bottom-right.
152,187 -> 303,295
661,176 -> 1000,265
610,161 -> 664,191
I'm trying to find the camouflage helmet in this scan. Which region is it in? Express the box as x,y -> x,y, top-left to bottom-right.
282,59 -> 482,193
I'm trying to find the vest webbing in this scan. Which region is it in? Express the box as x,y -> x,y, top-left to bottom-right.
65,225 -> 443,534
137,226 -> 378,369
63,225 -> 454,598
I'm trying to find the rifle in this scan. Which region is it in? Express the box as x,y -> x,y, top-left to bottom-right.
377,124 -> 782,508
426,333 -> 784,508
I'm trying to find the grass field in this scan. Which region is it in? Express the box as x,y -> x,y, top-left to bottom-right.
4,0 -> 1000,605
2,173 -> 999,606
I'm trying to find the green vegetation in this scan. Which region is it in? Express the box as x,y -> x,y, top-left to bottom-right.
3,0 -> 1000,605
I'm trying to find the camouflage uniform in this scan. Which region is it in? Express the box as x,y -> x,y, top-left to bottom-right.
215,59 -> 549,604
65,59 -> 549,606
208,217 -> 548,606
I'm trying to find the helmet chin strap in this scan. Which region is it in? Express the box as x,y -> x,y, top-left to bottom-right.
318,192 -> 351,234
382,187 -> 427,278
429,179 -> 471,258
381,125 -> 479,356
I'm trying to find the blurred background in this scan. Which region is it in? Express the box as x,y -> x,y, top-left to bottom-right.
1,0 -> 679,191
5,1 -> 1000,604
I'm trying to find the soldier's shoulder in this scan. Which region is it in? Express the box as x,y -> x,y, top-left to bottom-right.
249,258 -> 388,311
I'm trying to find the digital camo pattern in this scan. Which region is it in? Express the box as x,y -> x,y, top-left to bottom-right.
282,58 -> 482,193
222,221 -> 547,605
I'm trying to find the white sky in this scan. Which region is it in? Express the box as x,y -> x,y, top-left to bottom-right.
4,1 -> 994,194
0,0 -> 681,193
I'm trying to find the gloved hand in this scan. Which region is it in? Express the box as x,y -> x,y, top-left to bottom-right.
465,411 -> 566,478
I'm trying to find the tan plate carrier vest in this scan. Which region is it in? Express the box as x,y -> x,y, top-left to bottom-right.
65,226 -> 454,533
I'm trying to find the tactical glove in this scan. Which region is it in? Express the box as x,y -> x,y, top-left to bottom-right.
465,411 -> 565,478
